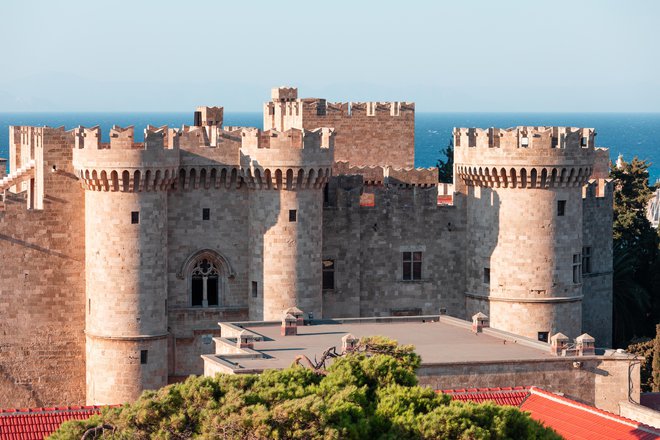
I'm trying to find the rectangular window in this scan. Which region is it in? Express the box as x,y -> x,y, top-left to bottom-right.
557,200 -> 566,217
402,251 -> 422,281
252,281 -> 258,298
140,350 -> 148,364
520,136 -> 529,147
581,136 -> 588,147
202,208 -> 210,220
322,259 -> 335,290
538,332 -> 549,343
582,246 -> 592,274
289,209 -> 297,222
483,268 -> 490,284
131,211 -> 140,224
573,253 -> 582,284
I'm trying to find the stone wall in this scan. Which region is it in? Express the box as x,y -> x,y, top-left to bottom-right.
582,181 -> 614,347
322,176 -> 466,319
418,356 -> 639,415
0,128 -> 86,408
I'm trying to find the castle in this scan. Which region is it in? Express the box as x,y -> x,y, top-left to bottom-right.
0,87 -> 612,407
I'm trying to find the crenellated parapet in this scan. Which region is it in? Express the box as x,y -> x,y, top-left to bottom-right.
72,125 -> 179,192
334,162 -> 437,187
454,126 -> 605,189
265,98 -> 415,119
240,128 -> 334,190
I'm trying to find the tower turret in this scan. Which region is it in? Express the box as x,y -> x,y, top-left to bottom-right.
454,126 -> 601,340
241,127 -> 334,320
73,125 -> 179,404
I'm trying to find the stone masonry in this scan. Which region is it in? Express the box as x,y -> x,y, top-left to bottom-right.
0,87 -> 613,406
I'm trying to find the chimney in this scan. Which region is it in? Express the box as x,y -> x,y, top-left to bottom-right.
472,312 -> 489,333
549,332 -> 570,356
576,333 -> 595,356
281,313 -> 298,336
341,334 -> 359,354
285,307 -> 305,327
236,330 -> 255,350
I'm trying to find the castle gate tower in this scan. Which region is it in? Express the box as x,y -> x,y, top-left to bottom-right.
454,127 -> 597,340
241,128 -> 334,320
73,126 -> 179,404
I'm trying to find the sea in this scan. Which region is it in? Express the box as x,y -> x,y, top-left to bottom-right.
1,112 -> 659,182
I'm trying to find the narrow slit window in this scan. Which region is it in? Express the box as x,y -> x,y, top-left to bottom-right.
322,259 -> 335,290
582,246 -> 592,274
131,211 -> 140,224
289,209 -> 297,222
557,200 -> 566,217
202,208 -> 210,220
140,350 -> 148,364
252,281 -> 258,298
483,268 -> 490,284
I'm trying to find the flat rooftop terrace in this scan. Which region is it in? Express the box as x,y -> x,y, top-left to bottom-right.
203,316 -> 589,374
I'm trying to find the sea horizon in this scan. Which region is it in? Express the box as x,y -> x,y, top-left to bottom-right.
2,111 -> 659,182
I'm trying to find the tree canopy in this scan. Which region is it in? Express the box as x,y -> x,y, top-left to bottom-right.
51,337 -> 559,440
437,139 -> 454,184
610,157 -> 660,346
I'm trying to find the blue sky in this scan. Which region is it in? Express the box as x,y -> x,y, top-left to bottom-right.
1,0 -> 658,112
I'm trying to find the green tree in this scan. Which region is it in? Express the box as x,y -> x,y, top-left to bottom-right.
437,139 -> 454,183
610,157 -> 660,346
50,338 -> 560,440
654,324 -> 660,392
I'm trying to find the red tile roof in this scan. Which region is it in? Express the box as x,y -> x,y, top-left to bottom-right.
440,386 -> 530,406
521,387 -> 660,440
440,386 -> 660,440
0,406 -> 102,440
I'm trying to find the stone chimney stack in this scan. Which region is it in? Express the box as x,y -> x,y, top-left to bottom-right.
576,333 -> 595,356
236,330 -> 255,350
472,312 -> 489,333
550,333 -> 570,356
341,334 -> 359,354
281,313 -> 298,336
285,307 -> 305,327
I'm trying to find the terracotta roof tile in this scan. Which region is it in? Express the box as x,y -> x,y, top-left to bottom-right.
439,386 -> 531,406
0,406 -> 104,440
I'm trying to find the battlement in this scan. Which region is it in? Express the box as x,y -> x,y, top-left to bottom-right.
454,126 -> 596,151
271,87 -> 298,102
334,162 -> 436,187
195,106 -> 223,127
582,178 -> 614,199
72,125 -> 179,192
265,99 -> 415,119
240,128 -> 334,190
241,128 -> 334,150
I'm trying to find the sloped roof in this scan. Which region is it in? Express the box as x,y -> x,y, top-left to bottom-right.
0,406 -> 102,440
521,387 -> 660,440
441,386 -> 660,440
440,386 -> 530,406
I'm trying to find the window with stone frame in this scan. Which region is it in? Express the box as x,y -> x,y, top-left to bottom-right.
191,258 -> 220,307
572,253 -> 581,284
402,251 -> 422,281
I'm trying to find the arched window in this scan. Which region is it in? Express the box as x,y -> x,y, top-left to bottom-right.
191,258 -> 219,307
178,250 -> 235,308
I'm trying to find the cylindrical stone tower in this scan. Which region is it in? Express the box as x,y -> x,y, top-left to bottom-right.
73,125 -> 179,404
241,127 -> 334,321
454,126 -> 596,340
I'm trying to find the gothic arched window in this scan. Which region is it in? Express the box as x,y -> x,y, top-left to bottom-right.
191,258 -> 219,307
178,250 -> 235,309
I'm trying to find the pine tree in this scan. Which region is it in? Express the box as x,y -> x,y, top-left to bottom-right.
437,139 -> 454,183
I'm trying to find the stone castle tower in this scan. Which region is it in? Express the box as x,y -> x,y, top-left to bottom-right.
454,127 -> 610,340
72,125 -> 179,404
241,126 -> 334,321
